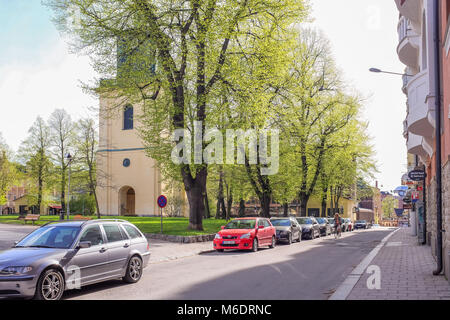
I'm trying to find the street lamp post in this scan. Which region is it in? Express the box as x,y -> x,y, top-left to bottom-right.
66,153 -> 73,220
368,68 -> 414,77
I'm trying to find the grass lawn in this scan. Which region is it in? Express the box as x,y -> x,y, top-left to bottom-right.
0,215 -> 229,236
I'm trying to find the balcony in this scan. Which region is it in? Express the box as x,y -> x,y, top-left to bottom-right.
394,0 -> 421,23
403,119 -> 408,138
407,133 -> 433,159
397,16 -> 420,69
406,70 -> 435,138
402,74 -> 411,94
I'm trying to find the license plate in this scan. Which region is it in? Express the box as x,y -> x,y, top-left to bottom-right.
223,241 -> 235,245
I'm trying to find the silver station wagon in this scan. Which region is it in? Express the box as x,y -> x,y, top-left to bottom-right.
0,219 -> 150,300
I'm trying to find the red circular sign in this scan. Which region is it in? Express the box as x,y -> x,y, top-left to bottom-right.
157,195 -> 167,208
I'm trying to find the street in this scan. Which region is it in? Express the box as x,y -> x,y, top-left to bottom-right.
0,224 -> 393,300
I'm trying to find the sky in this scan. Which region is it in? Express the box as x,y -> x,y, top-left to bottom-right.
0,0 -> 407,192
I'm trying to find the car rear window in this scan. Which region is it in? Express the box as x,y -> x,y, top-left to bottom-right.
103,224 -> 126,242
123,224 -> 142,239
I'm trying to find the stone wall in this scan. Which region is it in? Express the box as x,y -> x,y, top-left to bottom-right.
426,161 -> 450,282
442,161 -> 450,281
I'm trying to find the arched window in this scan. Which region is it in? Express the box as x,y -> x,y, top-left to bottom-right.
123,105 -> 133,130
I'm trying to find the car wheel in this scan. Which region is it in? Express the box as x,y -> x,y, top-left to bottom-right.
310,231 -> 315,240
123,255 -> 143,283
252,238 -> 259,252
298,232 -> 302,242
34,268 -> 65,301
269,236 -> 276,248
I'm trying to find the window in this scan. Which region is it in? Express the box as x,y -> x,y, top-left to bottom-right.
263,220 -> 271,228
80,225 -> 104,246
123,224 -> 142,239
103,224 -> 125,242
123,105 -> 133,130
16,226 -> 80,249
258,219 -> 265,228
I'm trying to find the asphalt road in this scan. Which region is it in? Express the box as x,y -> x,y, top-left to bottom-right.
0,224 -> 37,251
0,223 -> 394,300
64,227 -> 393,300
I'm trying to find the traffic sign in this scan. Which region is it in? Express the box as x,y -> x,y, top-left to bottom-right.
157,195 -> 168,208
408,170 -> 426,181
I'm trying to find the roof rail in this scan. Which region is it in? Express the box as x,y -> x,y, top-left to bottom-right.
39,218 -> 128,228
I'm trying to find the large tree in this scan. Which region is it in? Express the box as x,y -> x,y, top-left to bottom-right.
48,109 -> 77,213
0,133 -> 16,206
17,117 -> 52,213
46,0 -> 309,230
76,118 -> 100,217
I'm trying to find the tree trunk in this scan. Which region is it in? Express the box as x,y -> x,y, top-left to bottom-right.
182,166 -> 207,231
204,190 -> 210,219
283,203 -> 289,217
37,172 -> 43,215
321,187 -> 328,218
238,199 -> 245,217
226,186 -> 232,220
260,193 -> 271,218
299,192 -> 309,217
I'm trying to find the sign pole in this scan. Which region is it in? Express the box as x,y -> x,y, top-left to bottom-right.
160,207 -> 163,234
157,195 -> 167,235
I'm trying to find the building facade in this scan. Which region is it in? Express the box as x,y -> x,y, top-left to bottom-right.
394,0 -> 450,281
96,97 -> 170,216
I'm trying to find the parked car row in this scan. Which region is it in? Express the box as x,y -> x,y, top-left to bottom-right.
213,216 -> 360,252
354,220 -> 372,230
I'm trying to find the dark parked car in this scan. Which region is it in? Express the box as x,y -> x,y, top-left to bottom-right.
316,218 -> 332,236
354,220 -> 368,229
270,217 -> 302,244
296,217 -> 320,240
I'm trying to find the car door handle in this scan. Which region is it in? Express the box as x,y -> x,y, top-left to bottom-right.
123,243 -> 130,248
99,247 -> 107,253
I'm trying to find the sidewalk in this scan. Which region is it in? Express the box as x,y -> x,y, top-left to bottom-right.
147,238 -> 213,264
346,227 -> 450,300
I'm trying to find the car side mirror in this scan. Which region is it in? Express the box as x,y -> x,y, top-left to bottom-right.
221,226 -> 225,230
78,241 -> 92,249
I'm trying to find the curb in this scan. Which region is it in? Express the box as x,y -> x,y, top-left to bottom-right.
145,233 -> 215,243
328,227 -> 401,300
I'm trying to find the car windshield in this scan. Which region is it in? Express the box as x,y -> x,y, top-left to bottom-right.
270,219 -> 291,226
16,225 -> 81,249
356,220 -> 366,223
297,218 -> 313,224
225,219 -> 256,229
316,218 -> 325,223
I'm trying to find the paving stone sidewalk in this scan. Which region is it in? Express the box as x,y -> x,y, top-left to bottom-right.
146,237 -> 213,264
347,226 -> 450,300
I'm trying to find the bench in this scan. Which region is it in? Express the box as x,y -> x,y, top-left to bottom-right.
73,215 -> 92,220
24,214 -> 40,225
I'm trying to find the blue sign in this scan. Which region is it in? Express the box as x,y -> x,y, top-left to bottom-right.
394,208 -> 404,217
157,195 -> 167,208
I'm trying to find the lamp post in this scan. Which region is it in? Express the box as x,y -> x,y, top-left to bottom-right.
66,153 -> 73,220
368,68 -> 414,77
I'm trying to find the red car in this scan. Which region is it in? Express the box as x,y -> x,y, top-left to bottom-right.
213,217 -> 276,252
